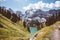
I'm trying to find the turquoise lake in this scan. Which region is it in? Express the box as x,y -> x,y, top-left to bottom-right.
29,27 -> 37,35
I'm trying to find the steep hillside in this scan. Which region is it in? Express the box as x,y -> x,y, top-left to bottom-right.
0,14 -> 60,40
0,14 -> 30,40
33,21 -> 60,40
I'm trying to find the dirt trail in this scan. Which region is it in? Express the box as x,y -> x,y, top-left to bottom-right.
50,25 -> 60,40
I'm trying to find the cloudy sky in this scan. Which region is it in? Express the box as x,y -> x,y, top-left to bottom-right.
0,0 -> 60,11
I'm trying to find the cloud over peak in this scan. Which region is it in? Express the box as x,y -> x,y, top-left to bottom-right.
23,1 -> 60,10
55,1 -> 60,7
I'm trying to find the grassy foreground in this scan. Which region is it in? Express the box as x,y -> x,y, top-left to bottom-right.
34,21 -> 60,40
0,14 -> 60,40
0,14 -> 30,40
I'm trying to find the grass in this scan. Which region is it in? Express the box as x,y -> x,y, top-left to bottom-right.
0,14 -> 30,40
34,21 -> 60,40
0,14 -> 60,40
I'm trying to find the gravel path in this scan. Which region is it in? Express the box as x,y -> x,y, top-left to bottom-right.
50,25 -> 60,40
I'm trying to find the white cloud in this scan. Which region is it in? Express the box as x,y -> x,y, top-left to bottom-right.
23,1 -> 46,10
48,3 -> 55,8
55,1 -> 60,7
23,3 -> 36,10
37,1 -> 45,9
23,1 -> 60,10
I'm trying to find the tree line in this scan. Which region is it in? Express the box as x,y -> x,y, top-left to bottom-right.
0,6 -> 60,26
0,6 -> 20,23
46,9 -> 60,26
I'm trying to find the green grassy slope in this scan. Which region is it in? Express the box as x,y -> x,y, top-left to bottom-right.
34,21 -> 60,40
0,13 -> 60,40
0,14 -> 30,40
